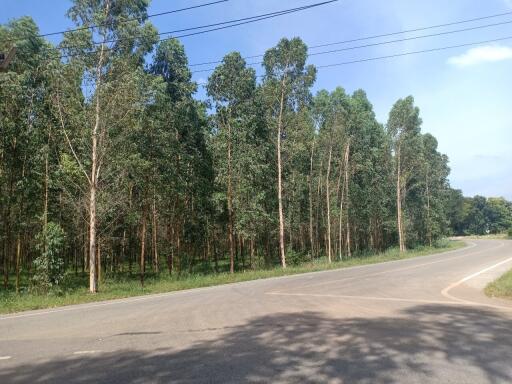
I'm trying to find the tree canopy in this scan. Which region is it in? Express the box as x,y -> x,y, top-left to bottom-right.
1,1 -> 507,295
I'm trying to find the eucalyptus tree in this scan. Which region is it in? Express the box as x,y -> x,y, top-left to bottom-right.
418,133 -> 450,245
56,0 -> 158,292
346,90 -> 392,252
312,88 -> 351,261
149,38 -> 213,275
207,52 -> 257,273
386,96 -> 422,251
262,38 -> 316,268
0,17 -> 63,290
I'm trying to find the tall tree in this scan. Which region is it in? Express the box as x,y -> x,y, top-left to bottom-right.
207,52 -> 257,273
387,96 -> 422,251
57,0 -> 157,292
262,37 -> 316,268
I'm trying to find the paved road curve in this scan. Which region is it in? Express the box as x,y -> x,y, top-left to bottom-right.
1,239 -> 512,383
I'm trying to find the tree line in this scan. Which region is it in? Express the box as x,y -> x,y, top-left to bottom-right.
446,193 -> 512,236
1,0 -> 496,294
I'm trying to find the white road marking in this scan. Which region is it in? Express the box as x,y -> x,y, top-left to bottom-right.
73,350 -> 101,355
0,356 -> 12,360
266,242 -> 512,312
441,252 -> 512,310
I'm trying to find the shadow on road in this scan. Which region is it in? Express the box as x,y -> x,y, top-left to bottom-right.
2,304 -> 511,383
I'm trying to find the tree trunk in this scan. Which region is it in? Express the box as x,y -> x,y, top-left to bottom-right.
277,77 -> 287,268
88,41 -> 106,293
250,237 -> 255,269
338,156 -> 346,261
308,144 -> 315,259
396,146 -> 406,252
326,145 -> 333,263
426,173 -> 432,247
97,237 -> 101,284
140,209 -> 146,287
344,140 -> 351,257
227,119 -> 235,274
152,197 -> 159,273
167,223 -> 174,275
15,235 -> 21,294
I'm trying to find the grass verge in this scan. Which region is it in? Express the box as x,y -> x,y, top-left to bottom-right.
485,269 -> 512,299
0,240 -> 465,314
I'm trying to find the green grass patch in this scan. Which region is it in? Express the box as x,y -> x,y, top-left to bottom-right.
485,269 -> 512,299
0,240 -> 465,314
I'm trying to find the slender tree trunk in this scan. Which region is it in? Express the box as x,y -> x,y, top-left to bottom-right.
338,157 -> 346,261
344,140 -> 351,257
227,120 -> 235,274
120,229 -> 126,273
250,237 -> 255,269
326,145 -> 333,263
15,235 -> 21,294
426,173 -> 432,247
74,246 -> 78,275
277,76 -> 287,268
97,237 -> 101,284
88,40 -> 106,293
396,146 -> 406,252
308,144 -> 315,259
167,223 -> 174,275
213,232 -> 218,273
140,209 -> 146,287
152,197 -> 159,273
82,232 -> 87,274
44,138 -> 49,238
315,157 -> 323,258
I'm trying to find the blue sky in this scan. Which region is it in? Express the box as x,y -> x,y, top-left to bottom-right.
2,0 -> 511,199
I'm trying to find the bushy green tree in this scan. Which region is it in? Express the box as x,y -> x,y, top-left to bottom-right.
32,222 -> 66,292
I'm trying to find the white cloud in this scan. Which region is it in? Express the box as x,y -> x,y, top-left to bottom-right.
448,45 -> 512,67
504,0 -> 512,9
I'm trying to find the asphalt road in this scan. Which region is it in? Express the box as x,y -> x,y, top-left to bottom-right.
1,239 -> 512,383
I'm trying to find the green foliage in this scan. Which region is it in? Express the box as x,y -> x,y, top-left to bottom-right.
448,195 -> 512,235
32,223 -> 66,293
0,3 -> 477,299
285,248 -> 310,266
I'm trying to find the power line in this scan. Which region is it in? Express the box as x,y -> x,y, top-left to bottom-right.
190,10 -> 512,67
2,0 -> 229,43
58,0 -> 338,51
194,34 -> 512,86
58,1 -> 337,60
314,35 -> 512,70
191,19 -> 512,74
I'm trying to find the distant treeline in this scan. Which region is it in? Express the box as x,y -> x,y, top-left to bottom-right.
446,193 -> 512,236
0,1 -> 508,294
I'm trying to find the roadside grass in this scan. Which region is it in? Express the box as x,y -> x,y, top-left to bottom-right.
485,269 -> 512,299
0,240 -> 464,314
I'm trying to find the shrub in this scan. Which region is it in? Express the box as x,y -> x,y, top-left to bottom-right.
286,248 -> 310,266
31,222 -> 66,293
508,227 -> 512,239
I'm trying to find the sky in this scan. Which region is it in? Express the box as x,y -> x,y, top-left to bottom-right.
2,0 -> 511,199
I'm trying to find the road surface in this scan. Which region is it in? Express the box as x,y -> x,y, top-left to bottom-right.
1,239 -> 512,383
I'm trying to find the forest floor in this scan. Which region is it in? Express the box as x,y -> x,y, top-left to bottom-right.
486,268 -> 512,299
0,240 -> 464,314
